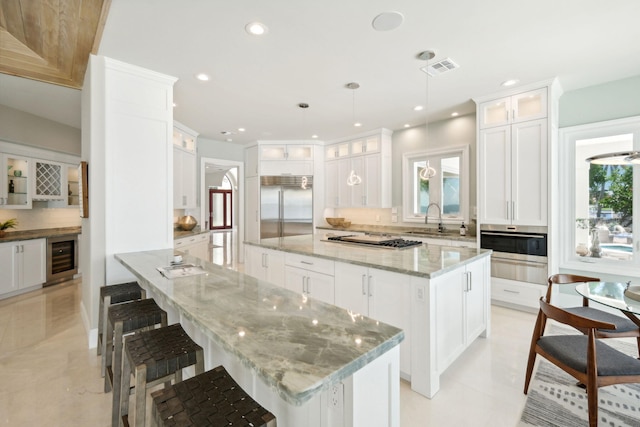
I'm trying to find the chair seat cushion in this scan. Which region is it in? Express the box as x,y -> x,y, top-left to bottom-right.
538,335 -> 640,376
565,306 -> 639,333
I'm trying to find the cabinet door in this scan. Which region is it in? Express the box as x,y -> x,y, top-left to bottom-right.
512,88 -> 547,124
0,242 -> 19,294
264,249 -> 285,287
305,270 -> 334,305
325,160 -> 339,207
464,259 -> 487,343
334,262 -> 369,315
286,145 -> 313,160
284,265 -> 307,295
511,119 -> 547,226
363,153 -> 381,207
33,159 -> 64,200
434,268 -> 465,371
478,125 -> 511,224
245,176 -> 260,242
3,155 -> 32,208
260,145 -> 287,160
478,96 -> 511,129
337,158 -> 351,208
244,245 -> 262,279
350,156 -> 365,206
245,146 -> 259,177
20,239 -> 46,288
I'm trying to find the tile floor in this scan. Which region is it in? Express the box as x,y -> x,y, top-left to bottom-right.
0,232 -> 537,426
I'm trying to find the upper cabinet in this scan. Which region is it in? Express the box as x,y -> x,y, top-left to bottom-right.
33,159 -> 65,201
245,142 -> 316,177
478,88 -> 547,129
324,129 -> 392,208
260,144 -> 313,161
173,121 -> 198,209
1,154 -> 32,209
475,80 -> 561,226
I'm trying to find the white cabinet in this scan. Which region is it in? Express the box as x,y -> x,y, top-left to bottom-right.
245,146 -> 259,178
433,258 -> 488,372
173,147 -> 197,209
244,245 -> 286,287
0,238 -> 46,296
174,233 -> 209,261
32,159 -> 65,201
334,262 -> 410,374
1,154 -> 32,208
261,144 -> 313,161
173,122 -> 198,209
478,119 -> 547,225
284,253 -> 334,304
478,88 -> 547,129
245,176 -> 260,242
324,129 -> 392,208
259,144 -> 314,176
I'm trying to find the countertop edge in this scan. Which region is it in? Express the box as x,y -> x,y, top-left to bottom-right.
316,225 -> 477,243
0,226 -> 81,242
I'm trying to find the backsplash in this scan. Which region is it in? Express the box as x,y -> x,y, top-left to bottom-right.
0,206 -> 81,231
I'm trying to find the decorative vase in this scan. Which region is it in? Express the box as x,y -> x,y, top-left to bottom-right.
590,229 -> 602,258
575,243 -> 589,257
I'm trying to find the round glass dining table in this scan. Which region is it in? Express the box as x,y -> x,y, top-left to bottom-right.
575,281 -> 640,326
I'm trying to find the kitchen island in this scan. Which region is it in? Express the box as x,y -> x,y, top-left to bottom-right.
245,233 -> 493,398
115,249 -> 403,427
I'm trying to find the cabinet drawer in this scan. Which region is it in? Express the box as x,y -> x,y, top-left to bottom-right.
491,280 -> 544,309
175,233 -> 208,248
285,253 -> 334,275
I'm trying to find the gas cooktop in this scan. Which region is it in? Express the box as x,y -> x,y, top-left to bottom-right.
323,234 -> 423,249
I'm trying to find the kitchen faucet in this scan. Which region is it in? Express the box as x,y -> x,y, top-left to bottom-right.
425,202 -> 446,233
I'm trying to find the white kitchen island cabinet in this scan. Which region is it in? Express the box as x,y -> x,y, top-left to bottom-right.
245,234 -> 492,399
116,249 -> 402,427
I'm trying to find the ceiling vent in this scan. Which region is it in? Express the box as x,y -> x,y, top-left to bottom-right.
421,58 -> 459,76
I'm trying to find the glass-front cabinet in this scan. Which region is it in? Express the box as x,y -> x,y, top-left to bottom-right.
33,159 -> 65,201
1,154 -> 32,208
478,88 -> 547,129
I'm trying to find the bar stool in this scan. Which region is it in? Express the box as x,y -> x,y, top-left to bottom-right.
98,282 -> 146,362
104,298 -> 168,396
117,323 -> 205,427
151,365 -> 277,427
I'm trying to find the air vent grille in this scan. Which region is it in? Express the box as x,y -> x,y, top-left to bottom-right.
421,58 -> 460,76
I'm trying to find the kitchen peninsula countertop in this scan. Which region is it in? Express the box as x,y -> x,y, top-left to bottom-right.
246,233 -> 491,279
115,249 -> 404,406
0,226 -> 81,243
173,227 -> 208,240
316,224 -> 476,243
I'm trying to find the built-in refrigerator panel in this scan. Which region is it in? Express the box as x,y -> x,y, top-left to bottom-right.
260,176 -> 313,239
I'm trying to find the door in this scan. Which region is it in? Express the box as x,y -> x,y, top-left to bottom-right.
209,189 -> 232,230
260,185 -> 281,239
282,185 -> 313,237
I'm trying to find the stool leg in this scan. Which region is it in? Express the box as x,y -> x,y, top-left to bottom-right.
103,318 -> 114,390
117,349 -> 132,427
134,364 -> 148,427
97,295 -> 107,356
110,322 -> 124,397
195,348 -> 205,375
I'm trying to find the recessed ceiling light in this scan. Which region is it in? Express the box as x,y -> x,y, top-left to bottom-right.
196,73 -> 210,81
414,105 -> 424,111
451,112 -> 459,117
245,22 -> 268,35
404,124 -> 410,128
372,11 -> 404,31
226,138 -> 233,142
354,122 -> 362,127
311,134 -> 318,139
501,79 -> 519,87
238,128 -> 245,132
172,102 -> 176,107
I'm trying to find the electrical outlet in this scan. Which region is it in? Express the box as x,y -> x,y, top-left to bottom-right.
328,382 -> 344,424
391,214 -> 398,223
376,215 -> 380,222
417,287 -> 424,301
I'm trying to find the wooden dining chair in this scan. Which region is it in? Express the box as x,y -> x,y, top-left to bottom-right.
524,298 -> 640,427
546,274 -> 640,356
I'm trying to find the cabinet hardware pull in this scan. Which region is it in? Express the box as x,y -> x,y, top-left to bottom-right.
300,261 -> 313,265
506,201 -> 509,220
368,275 -> 373,297
362,274 -> 367,295
503,289 -> 520,294
468,271 -> 472,291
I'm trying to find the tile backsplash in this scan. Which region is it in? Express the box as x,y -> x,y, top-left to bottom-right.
0,206 -> 81,231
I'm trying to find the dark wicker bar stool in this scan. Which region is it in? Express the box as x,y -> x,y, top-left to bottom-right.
98,282 -> 146,363
150,365 -> 277,427
117,323 -> 205,427
104,298 -> 168,397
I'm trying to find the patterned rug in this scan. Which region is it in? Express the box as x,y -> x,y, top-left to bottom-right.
519,323 -> 640,427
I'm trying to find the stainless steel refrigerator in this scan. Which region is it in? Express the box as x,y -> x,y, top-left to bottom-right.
260,176 -> 313,239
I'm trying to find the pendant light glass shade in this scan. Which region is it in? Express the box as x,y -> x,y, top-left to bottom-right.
585,151 -> 640,165
347,170 -> 362,186
418,50 -> 436,181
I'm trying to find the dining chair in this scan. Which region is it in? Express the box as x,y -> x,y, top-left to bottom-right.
545,274 -> 640,356
524,297 -> 640,427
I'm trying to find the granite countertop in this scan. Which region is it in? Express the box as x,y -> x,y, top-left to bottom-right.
173,227 -> 209,240
316,224 -> 476,243
246,234 -> 491,279
115,249 -> 404,406
0,226 -> 81,243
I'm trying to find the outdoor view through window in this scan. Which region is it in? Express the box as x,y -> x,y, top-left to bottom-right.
575,133 -> 634,263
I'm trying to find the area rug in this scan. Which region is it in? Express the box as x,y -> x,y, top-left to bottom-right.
519,323 -> 640,427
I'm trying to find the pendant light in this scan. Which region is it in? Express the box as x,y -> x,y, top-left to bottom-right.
585,151 -> 640,165
346,82 -> 362,186
418,50 -> 436,181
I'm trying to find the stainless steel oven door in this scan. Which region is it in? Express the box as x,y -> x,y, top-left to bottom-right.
490,252 -> 548,284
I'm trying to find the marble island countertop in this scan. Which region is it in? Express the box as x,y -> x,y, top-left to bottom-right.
246,233 -> 491,279
0,226 -> 81,243
115,249 -> 404,406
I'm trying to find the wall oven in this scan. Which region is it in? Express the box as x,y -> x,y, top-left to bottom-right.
480,225 -> 548,284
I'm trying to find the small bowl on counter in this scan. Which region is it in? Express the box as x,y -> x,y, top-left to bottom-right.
325,217 -> 345,227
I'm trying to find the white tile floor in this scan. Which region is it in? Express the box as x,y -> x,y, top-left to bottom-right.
0,232 -> 537,426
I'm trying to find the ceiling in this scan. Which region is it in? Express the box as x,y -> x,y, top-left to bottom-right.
1,0 -> 640,145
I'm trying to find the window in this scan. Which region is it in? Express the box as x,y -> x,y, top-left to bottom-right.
402,145 -> 469,223
559,116 -> 640,275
